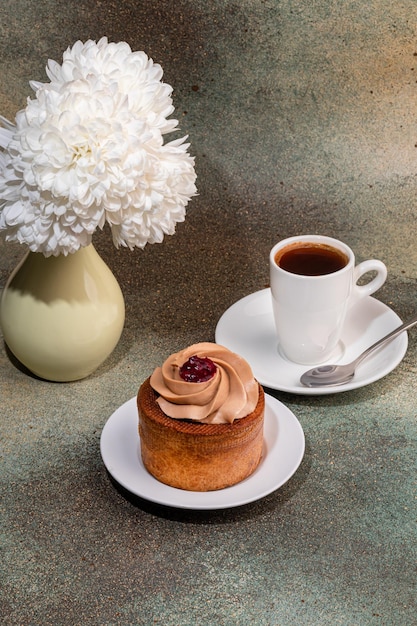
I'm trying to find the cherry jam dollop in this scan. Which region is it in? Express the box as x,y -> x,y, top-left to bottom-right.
179,356 -> 217,383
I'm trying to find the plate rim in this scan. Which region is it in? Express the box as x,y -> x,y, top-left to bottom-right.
100,393 -> 305,510
215,289 -> 408,395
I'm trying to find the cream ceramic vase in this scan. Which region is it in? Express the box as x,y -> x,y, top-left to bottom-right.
0,244 -> 125,382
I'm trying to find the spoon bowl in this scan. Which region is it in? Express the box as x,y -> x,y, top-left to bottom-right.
300,313 -> 417,388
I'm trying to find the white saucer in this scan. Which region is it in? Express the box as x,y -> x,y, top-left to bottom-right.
100,394 -> 305,510
215,289 -> 408,395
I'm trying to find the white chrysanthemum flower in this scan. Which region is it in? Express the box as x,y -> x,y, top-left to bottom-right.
0,37 -> 197,256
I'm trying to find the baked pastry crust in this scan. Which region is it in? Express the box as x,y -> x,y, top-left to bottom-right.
137,378 -> 265,491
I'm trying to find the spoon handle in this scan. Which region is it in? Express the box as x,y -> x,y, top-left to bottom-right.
354,312 -> 417,368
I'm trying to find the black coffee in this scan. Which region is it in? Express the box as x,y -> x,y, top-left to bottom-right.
275,242 -> 348,276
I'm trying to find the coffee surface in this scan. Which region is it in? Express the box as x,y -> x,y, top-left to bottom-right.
275,242 -> 348,276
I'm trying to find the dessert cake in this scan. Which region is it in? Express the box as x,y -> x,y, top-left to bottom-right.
137,342 -> 265,491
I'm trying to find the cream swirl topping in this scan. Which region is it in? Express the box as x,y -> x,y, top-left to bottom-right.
150,342 -> 259,424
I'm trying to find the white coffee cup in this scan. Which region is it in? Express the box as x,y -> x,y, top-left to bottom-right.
269,235 -> 387,365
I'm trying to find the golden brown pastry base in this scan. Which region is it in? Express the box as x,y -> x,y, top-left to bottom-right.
137,378 -> 265,491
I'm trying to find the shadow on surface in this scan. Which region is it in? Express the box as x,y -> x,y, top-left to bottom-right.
105,437 -> 311,524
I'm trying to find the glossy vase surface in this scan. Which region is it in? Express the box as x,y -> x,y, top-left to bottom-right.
0,244 -> 125,381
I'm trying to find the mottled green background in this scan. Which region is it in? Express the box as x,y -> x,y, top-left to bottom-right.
1,1 -> 416,625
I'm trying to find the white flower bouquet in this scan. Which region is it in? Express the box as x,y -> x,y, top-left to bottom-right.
0,37 -> 197,256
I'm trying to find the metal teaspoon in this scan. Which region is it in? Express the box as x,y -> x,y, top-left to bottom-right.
300,312 -> 417,388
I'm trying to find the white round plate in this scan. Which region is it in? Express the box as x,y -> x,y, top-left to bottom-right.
100,394 -> 305,510
215,289 -> 408,395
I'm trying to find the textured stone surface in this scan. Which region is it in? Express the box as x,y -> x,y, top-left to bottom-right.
1,1 -> 416,625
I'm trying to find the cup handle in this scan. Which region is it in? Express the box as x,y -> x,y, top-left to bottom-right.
352,260 -> 387,300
